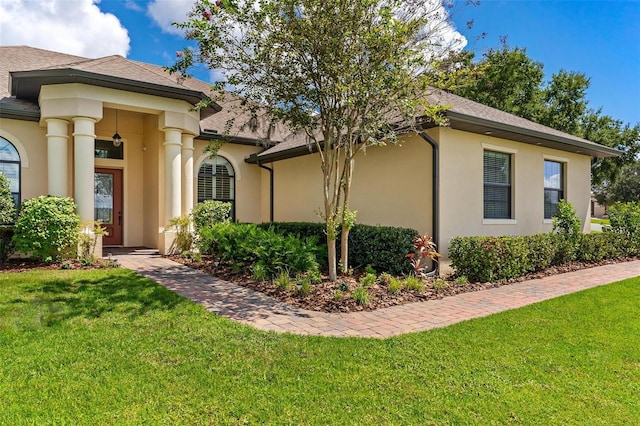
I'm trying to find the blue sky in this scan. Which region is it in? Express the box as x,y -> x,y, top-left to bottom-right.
1,0 -> 638,125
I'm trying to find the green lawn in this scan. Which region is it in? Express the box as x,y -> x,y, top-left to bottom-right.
591,217 -> 611,225
1,269 -> 639,425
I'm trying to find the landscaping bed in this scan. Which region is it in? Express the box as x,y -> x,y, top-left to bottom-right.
171,254 -> 639,313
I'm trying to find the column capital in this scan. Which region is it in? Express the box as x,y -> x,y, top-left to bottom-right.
162,127 -> 183,147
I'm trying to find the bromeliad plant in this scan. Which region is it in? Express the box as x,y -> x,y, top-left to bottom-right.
406,233 -> 441,277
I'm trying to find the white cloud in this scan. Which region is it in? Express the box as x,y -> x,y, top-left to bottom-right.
147,0 -> 193,35
0,0 -> 130,58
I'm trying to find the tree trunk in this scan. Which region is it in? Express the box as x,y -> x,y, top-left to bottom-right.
340,225 -> 350,274
327,234 -> 337,281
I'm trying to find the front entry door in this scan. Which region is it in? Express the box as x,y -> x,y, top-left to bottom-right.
95,168 -> 123,246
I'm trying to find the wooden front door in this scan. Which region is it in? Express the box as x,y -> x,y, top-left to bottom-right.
95,168 -> 123,246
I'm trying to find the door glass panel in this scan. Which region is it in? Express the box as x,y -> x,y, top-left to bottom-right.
95,173 -> 114,224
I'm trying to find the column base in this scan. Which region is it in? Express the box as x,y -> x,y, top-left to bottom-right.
158,229 -> 178,255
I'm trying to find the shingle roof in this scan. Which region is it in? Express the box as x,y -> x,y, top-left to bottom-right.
254,88 -> 620,160
0,46 -> 620,159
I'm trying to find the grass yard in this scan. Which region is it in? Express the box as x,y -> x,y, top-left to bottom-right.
1,269 -> 639,425
591,217 -> 611,225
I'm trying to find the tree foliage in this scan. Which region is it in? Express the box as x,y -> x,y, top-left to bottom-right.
172,0 -> 459,280
594,161 -> 640,204
434,41 -> 640,190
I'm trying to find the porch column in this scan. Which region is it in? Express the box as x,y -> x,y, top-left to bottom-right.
45,118 -> 69,197
163,128 -> 182,223
72,117 -> 96,224
181,134 -> 195,216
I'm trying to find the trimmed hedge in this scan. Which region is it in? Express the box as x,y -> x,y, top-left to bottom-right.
258,222 -> 420,275
450,231 -> 635,283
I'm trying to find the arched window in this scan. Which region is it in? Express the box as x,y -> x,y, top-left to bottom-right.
0,137 -> 20,209
198,155 -> 235,220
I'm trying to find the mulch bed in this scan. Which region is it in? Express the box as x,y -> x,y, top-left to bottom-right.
170,255 -> 640,313
0,258 -> 118,273
2,254 -> 636,314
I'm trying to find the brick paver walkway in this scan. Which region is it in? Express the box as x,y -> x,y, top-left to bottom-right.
111,248 -> 640,338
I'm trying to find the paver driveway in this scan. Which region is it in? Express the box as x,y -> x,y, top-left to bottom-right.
111,249 -> 640,339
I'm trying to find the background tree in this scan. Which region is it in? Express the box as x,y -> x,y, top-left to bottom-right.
594,161 -> 640,204
172,0 -> 459,280
451,41 -> 544,121
435,42 -> 640,192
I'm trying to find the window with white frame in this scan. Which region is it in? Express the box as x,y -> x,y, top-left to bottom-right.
0,137 -> 20,213
544,160 -> 564,219
483,150 -> 512,219
197,155 -> 235,220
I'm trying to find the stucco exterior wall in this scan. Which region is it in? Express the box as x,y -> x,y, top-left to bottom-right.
437,127 -> 592,256
192,142 -> 264,224
0,118 -> 48,201
270,132 -> 434,235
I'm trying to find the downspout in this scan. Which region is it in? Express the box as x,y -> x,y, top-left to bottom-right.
257,159 -> 274,222
418,132 -> 440,276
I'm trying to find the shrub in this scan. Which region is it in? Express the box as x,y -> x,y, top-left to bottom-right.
406,233 -> 440,277
404,275 -> 425,292
192,200 -> 232,232
449,236 -> 529,283
259,222 -> 420,275
577,233 -> 620,263
169,215 -> 194,253
379,272 -> 392,285
388,277 -> 403,294
198,223 -> 319,280
13,196 -> 80,261
551,200 -> 582,263
359,273 -> 377,288
522,233 -> 556,271
608,202 -> 640,256
0,226 -> 14,265
353,286 -> 370,306
432,278 -> 448,289
298,277 -> 312,297
349,224 -> 420,275
276,271 -> 292,290
78,221 -> 108,263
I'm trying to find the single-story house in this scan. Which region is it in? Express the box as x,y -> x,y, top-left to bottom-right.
0,46 -> 620,261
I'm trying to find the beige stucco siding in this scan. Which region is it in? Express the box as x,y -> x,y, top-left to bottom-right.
0,118 -> 48,201
437,127 -> 592,256
270,132 -> 434,235
193,142 -> 263,224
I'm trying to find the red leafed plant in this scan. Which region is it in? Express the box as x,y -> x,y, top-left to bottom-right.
406,234 -> 441,276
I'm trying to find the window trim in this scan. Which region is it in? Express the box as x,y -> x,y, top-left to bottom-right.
483,149 -> 513,220
543,159 -> 565,220
197,155 -> 236,221
0,136 -> 21,214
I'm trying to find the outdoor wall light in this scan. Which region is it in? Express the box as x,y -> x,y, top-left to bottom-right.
112,109 -> 122,147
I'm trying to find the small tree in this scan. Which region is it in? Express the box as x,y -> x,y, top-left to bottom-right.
172,0 -> 461,280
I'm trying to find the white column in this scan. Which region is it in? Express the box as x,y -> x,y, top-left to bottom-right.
45,118 -> 69,197
163,128 -> 182,223
72,117 -> 96,224
181,134 -> 195,216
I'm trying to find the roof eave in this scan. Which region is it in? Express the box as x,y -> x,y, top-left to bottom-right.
0,102 -> 40,122
10,69 -> 222,118
446,111 -> 621,158
246,143 -> 318,164
198,130 -> 279,147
